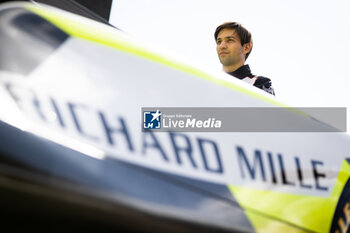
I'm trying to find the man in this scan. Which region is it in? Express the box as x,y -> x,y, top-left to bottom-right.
215,22 -> 275,95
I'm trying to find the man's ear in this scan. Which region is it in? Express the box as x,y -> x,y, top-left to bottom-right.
243,42 -> 253,55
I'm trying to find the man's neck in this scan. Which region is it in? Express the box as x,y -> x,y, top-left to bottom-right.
222,62 -> 245,73
226,64 -> 252,80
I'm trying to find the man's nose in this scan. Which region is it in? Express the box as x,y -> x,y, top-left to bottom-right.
219,41 -> 227,49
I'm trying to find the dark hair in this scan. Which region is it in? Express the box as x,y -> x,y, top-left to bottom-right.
214,22 -> 253,60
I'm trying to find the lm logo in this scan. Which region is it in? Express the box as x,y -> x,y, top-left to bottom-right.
143,110 -> 162,129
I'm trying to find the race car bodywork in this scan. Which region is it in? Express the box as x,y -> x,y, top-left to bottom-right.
0,2 -> 349,232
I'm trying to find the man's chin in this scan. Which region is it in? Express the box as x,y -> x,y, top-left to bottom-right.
220,60 -> 233,67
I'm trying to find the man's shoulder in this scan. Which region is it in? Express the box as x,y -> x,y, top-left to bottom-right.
253,76 -> 272,88
253,76 -> 275,95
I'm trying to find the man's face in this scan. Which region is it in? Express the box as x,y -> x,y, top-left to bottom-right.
216,28 -> 246,69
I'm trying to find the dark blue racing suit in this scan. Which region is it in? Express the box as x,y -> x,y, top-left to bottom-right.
227,64 -> 275,95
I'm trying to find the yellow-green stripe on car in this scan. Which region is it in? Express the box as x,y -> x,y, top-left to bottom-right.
229,160 -> 350,232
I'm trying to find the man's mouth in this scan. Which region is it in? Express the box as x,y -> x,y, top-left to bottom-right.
219,51 -> 229,55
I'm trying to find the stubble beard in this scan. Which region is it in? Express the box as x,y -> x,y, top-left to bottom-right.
219,55 -> 235,67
